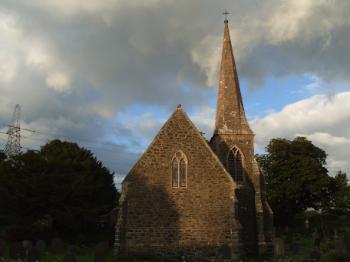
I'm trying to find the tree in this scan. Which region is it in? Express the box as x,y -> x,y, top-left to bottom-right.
328,171 -> 350,215
256,137 -> 332,227
0,150 -> 6,162
0,140 -> 118,241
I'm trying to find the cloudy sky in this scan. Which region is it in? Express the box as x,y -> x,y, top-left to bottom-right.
1,0 -> 350,187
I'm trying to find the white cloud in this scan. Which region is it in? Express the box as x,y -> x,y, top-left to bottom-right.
26,45 -> 71,92
0,11 -> 71,93
0,54 -> 17,85
190,106 -> 215,139
46,71 -> 71,92
191,35 -> 221,87
185,91 -> 350,176
252,92 -> 350,175
190,0 -> 350,86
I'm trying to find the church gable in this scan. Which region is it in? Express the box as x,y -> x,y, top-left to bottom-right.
124,105 -> 234,187
121,106 -> 239,257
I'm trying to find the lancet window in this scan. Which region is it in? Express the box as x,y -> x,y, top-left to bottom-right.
227,147 -> 244,182
171,151 -> 187,188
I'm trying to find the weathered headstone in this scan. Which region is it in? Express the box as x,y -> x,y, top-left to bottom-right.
289,242 -> 300,254
218,244 -> 231,259
274,238 -> 285,260
36,239 -> 47,254
334,237 -> 347,253
67,245 -> 78,255
51,237 -> 64,255
286,227 -> 294,242
9,241 -> 25,259
94,241 -> 108,262
23,240 -> 33,258
345,230 -> 350,252
27,247 -> 41,262
314,236 -> 321,247
64,251 -> 77,262
0,239 -> 6,257
22,240 -> 33,250
76,246 -> 88,256
310,250 -> 321,261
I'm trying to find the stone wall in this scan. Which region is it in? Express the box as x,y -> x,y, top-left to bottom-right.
210,134 -> 274,256
116,108 -> 240,260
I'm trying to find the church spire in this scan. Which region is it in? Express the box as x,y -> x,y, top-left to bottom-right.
214,19 -> 252,135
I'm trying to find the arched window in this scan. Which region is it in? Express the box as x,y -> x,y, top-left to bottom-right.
171,151 -> 187,188
172,158 -> 179,187
227,147 -> 244,182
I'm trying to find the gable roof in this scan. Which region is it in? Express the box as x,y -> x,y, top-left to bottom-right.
123,105 -> 234,185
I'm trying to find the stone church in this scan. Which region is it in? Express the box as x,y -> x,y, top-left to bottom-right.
114,19 -> 274,260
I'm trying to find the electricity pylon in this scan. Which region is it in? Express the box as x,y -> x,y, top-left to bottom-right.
4,104 -> 21,157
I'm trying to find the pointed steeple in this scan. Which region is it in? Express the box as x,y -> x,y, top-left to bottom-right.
214,20 -> 252,135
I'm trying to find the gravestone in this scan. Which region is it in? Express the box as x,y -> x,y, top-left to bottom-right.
9,241 -> 25,259
310,250 -> 321,261
289,242 -> 300,254
274,238 -> 285,260
334,237 -> 347,253
286,227 -> 294,242
51,237 -> 64,255
76,246 -> 88,256
22,240 -> 33,258
314,235 -> 321,247
218,244 -> 231,259
94,241 -> 108,262
64,251 -> 77,262
27,247 -> 41,262
67,245 -> 79,255
36,239 -> 47,254
345,230 -> 350,251
0,239 -> 6,257
22,240 -> 33,250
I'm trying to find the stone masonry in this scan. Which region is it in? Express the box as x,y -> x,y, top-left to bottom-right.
114,19 -> 274,261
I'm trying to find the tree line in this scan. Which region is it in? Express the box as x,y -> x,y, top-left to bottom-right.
257,136 -> 350,228
0,137 -> 349,243
0,140 -> 118,243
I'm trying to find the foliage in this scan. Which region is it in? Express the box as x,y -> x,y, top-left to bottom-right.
256,137 -> 332,227
328,171 -> 350,215
320,250 -> 350,262
0,150 -> 6,162
0,140 -> 118,241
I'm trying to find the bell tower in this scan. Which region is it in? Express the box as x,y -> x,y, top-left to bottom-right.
210,18 -> 254,183
210,19 -> 274,256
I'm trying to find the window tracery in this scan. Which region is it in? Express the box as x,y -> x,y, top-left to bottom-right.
227,147 -> 244,182
171,151 -> 187,187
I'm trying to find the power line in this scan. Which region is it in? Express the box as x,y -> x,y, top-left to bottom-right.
0,130 -> 139,156
0,122 -> 132,150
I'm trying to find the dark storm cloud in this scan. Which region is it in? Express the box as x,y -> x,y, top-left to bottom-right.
1,0 -> 350,174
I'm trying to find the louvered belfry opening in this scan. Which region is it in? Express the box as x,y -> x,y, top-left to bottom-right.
227,147 -> 244,182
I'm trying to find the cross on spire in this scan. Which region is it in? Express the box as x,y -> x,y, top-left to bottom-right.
222,10 -> 230,22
